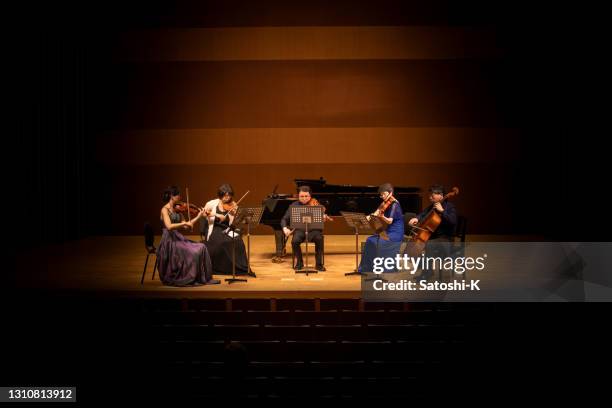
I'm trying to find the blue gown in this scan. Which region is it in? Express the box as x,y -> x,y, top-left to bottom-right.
358,201 -> 404,273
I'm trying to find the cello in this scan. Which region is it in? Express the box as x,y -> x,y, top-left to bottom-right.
407,186 -> 459,255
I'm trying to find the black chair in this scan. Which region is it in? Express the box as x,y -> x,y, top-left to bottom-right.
437,215 -> 468,280
454,215 -> 467,243
449,214 -> 467,265
141,222 -> 158,284
291,235 -> 325,269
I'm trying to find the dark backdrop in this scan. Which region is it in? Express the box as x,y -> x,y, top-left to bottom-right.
14,0 -> 605,243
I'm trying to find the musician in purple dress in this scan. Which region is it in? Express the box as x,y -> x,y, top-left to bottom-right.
157,186 -> 220,286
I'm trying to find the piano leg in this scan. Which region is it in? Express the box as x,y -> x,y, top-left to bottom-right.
274,229 -> 287,257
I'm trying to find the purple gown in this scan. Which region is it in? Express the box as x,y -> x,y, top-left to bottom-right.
157,210 -> 214,286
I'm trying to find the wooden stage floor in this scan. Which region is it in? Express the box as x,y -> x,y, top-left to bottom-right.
16,235 -> 370,298
14,234 -> 523,299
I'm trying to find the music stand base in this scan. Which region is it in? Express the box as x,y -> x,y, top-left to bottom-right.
345,270 -> 364,276
225,277 -> 248,284
364,273 -> 388,282
295,268 -> 318,275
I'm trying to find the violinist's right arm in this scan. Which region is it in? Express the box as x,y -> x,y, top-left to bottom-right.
161,208 -> 189,231
204,201 -> 225,222
185,208 -> 207,229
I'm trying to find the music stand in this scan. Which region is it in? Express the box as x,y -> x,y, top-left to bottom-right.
359,214 -> 390,283
340,211 -> 372,276
223,211 -> 249,285
233,206 -> 264,278
290,205 -> 324,275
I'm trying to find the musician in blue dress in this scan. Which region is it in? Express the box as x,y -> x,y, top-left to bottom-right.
358,183 -> 404,273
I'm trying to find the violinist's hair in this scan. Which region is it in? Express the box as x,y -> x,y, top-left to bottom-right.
297,185 -> 311,195
378,183 -> 394,194
162,186 -> 180,203
217,183 -> 235,198
429,184 -> 446,195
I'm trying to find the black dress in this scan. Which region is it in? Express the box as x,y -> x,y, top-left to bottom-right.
206,208 -> 251,275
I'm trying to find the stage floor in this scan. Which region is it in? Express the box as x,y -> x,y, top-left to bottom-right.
15,234 -> 527,298
16,235 -> 370,298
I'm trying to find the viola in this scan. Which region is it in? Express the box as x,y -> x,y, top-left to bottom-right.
284,196 -> 331,238
373,195 -> 397,217
368,194 -> 397,239
308,197 -> 333,221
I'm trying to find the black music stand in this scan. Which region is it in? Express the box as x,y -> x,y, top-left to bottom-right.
233,206 -> 264,278
290,205 -> 324,275
340,211 -> 372,276
362,214 -> 390,283
224,212 -> 247,284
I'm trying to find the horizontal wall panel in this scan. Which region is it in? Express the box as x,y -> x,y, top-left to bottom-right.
90,0 -> 502,28
114,26 -> 501,61
93,60 -> 517,128
96,128 -> 522,165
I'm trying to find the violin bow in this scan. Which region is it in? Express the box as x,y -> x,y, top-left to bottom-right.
235,190 -> 250,206
186,187 -> 191,223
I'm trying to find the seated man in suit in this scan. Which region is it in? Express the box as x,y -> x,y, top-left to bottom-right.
281,186 -> 332,271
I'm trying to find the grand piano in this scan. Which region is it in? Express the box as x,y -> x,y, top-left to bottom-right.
261,178 -> 422,256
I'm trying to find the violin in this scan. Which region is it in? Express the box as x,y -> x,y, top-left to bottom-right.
173,187 -> 203,231
173,201 -> 203,219
220,190 -> 250,214
407,186 -> 459,255
222,201 -> 236,212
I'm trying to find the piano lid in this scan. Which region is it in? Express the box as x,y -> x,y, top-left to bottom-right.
295,178 -> 420,194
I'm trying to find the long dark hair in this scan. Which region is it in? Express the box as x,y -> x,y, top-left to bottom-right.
162,186 -> 180,203
217,183 -> 235,199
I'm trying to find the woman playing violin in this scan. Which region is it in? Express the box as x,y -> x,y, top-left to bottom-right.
358,183 -> 404,273
157,186 -> 220,286
203,184 -> 255,277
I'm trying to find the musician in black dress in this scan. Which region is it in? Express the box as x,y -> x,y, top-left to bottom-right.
203,184 -> 255,277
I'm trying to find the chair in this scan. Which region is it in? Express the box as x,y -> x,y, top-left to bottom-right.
141,222 -> 158,284
447,215 -> 468,277
454,215 -> 467,243
291,235 -> 325,269
437,215 -> 468,280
